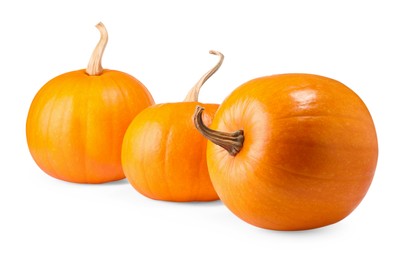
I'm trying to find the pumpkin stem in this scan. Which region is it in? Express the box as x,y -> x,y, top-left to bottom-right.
194,106 -> 244,156
184,50 -> 224,102
86,22 -> 108,76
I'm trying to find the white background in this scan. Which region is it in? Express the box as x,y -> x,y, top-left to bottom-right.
1,0 -> 406,259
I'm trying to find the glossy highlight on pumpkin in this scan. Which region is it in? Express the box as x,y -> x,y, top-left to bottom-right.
195,73 -> 378,230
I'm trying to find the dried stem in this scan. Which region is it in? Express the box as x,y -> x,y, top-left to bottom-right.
194,106 -> 244,156
86,22 -> 108,76
184,50 -> 224,102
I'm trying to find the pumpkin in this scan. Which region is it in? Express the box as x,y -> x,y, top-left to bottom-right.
194,73 -> 378,230
121,50 -> 223,202
26,22 -> 154,183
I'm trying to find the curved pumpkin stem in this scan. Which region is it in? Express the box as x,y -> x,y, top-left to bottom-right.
86,22 -> 108,76
184,50 -> 224,102
194,106 -> 244,156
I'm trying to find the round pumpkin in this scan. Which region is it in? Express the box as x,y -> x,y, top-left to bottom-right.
26,23 -> 154,183
121,51 -> 223,202
194,73 -> 378,230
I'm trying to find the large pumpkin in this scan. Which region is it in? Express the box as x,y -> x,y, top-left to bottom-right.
194,73 -> 378,230
121,51 -> 223,202
26,23 -> 154,183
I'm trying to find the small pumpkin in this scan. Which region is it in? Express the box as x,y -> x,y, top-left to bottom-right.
194,73 -> 378,230
121,50 -> 224,202
26,22 -> 154,183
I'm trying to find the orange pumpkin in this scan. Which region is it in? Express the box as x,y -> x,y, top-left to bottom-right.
121,51 -> 223,202
194,73 -> 378,230
26,23 -> 154,183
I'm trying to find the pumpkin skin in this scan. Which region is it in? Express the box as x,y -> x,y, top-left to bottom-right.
26,69 -> 154,183
199,73 -> 378,230
122,102 -> 219,201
